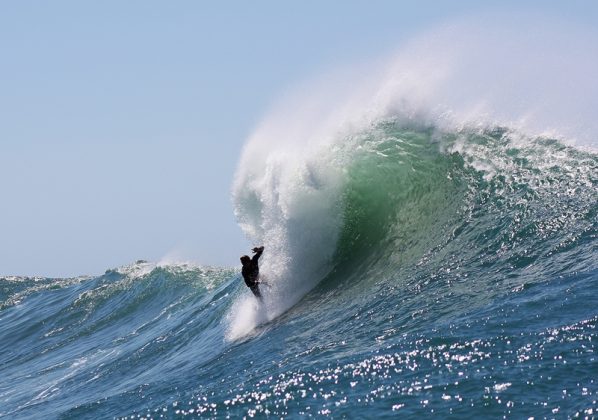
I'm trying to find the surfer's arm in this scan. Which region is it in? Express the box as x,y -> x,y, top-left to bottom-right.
251,246 -> 264,262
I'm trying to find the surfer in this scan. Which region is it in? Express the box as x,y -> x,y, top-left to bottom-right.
240,246 -> 265,299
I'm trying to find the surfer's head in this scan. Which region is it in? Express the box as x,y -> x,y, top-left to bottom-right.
240,255 -> 250,265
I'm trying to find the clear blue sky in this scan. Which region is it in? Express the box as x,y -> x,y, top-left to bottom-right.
1,1 -> 596,277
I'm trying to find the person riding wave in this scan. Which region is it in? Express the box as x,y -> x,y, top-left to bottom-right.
240,246 -> 265,299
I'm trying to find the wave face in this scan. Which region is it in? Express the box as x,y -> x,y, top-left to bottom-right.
2,21 -> 598,419
335,123 -> 596,287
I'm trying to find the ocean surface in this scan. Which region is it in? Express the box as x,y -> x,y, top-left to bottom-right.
1,121 -> 596,419
3,21 -> 598,419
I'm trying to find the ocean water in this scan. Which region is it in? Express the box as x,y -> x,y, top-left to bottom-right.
2,23 -> 598,419
1,122 -> 596,419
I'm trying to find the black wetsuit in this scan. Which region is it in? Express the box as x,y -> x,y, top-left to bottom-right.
242,247 -> 263,298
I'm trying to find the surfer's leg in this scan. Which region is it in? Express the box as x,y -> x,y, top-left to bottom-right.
250,285 -> 262,299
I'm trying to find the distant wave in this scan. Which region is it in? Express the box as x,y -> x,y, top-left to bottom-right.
0,262 -> 238,418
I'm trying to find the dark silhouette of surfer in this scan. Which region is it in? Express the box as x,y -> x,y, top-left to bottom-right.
240,246 -> 265,299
